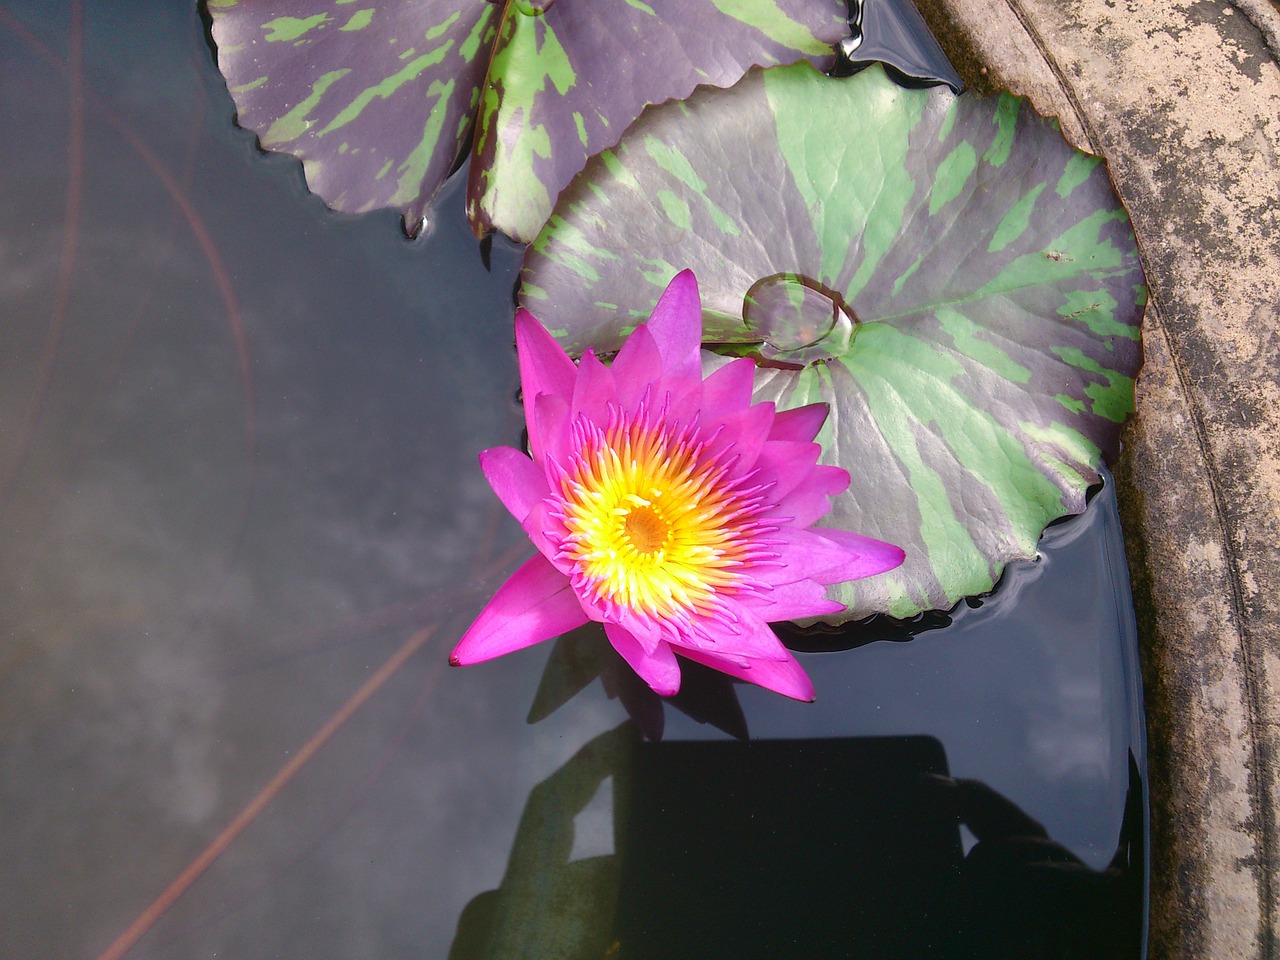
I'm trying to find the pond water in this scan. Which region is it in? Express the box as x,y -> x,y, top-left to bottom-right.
0,2 -> 1144,958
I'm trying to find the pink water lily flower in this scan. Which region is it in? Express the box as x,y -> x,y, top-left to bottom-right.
451,270 -> 904,701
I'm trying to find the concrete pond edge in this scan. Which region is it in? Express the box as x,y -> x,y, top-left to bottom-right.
910,0 -> 1280,956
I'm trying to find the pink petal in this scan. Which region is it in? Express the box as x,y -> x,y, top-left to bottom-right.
652,354 -> 705,428
609,324 -> 663,408
532,392 -> 570,466
565,577 -> 666,650
753,440 -> 824,500
769,402 -> 829,443
809,527 -> 906,581
677,646 -> 816,702
644,269 -> 702,382
764,463 -> 851,527
614,605 -> 664,653
521,499 -> 566,570
450,554 -> 588,665
734,578 -> 846,622
479,446 -> 549,523
699,356 -> 756,422
670,605 -> 791,662
757,527 -> 902,586
605,623 -> 682,696
570,349 -> 617,425
702,402 -> 775,478
515,309 -> 577,461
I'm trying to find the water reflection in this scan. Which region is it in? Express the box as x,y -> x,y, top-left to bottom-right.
452,732 -> 1143,959
529,626 -> 749,742
449,724 -> 634,960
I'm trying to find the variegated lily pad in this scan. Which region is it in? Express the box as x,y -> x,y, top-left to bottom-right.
208,0 -> 500,234
520,64 -> 1146,621
207,0 -> 849,239
466,0 -> 850,241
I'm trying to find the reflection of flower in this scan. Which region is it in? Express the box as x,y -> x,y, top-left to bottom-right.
451,271 -> 904,700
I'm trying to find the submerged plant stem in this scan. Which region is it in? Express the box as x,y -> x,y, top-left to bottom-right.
0,0 -> 83,507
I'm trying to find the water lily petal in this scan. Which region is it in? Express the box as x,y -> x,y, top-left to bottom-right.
760,527 -> 902,586
699,356 -> 756,422
532,392 -> 571,466
768,402 -> 829,443
605,623 -> 681,697
766,462 -> 852,527
604,603 -> 664,653
451,553 -> 588,665
516,308 -> 576,461
675,606 -> 791,662
480,446 -> 549,523
609,323 -> 663,408
809,528 -> 907,582
701,401 -> 776,478
735,578 -> 845,622
643,269 -> 702,383
677,646 -> 816,702
571,349 -> 618,425
753,440 -> 824,500
522,499 -> 565,570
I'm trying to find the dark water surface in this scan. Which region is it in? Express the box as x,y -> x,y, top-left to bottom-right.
0,3 -> 1144,958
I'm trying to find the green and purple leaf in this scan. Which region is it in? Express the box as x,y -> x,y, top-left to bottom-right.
207,0 -> 499,233
520,64 -> 1146,621
207,0 -> 849,240
465,0 -> 851,242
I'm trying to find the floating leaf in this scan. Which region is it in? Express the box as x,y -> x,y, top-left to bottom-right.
466,0 -> 850,241
208,0 -> 500,233
207,0 -> 849,239
520,64 -> 1145,620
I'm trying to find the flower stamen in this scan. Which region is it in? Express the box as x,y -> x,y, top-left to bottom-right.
552,406 -> 769,629
623,504 -> 669,555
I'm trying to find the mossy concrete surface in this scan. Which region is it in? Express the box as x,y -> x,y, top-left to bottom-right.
913,0 -> 1280,955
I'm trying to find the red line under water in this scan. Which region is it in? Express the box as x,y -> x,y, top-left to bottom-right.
97,536 -> 531,960
92,622 -> 442,960
0,0 -> 84,506
0,0 -> 257,479
0,3 -> 262,695
136,631 -> 454,955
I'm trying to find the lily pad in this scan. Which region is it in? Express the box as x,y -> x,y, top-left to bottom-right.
208,0 -> 500,234
520,63 -> 1146,620
466,0 -> 850,241
207,0 -> 849,239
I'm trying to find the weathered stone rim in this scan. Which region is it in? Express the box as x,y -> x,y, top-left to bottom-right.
910,1 -> 1280,957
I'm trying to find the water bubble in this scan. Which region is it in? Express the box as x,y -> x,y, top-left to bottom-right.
742,274 -> 858,364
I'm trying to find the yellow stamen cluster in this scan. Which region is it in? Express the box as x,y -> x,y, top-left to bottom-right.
556,411 -> 762,625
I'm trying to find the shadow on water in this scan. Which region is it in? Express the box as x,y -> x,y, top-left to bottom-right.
451,728 -> 1144,960
468,475 -> 1149,959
